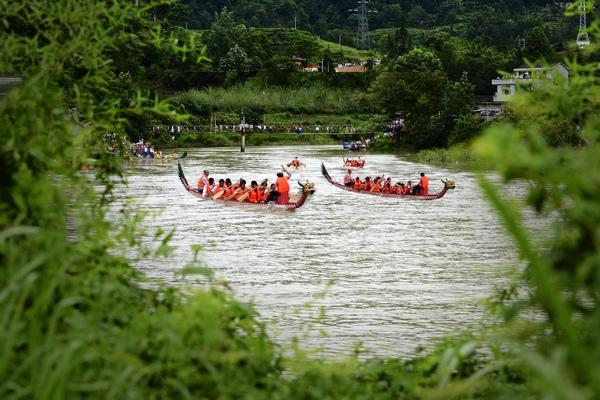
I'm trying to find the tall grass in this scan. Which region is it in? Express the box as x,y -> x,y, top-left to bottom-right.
171,83 -> 366,115
414,142 -> 482,166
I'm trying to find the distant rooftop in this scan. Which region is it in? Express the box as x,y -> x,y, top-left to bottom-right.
0,76 -> 22,103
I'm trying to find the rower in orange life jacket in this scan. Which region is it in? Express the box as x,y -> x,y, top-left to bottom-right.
213,179 -> 225,195
197,169 -> 209,191
222,178 -> 235,199
419,172 -> 429,195
382,178 -> 392,193
362,177 -> 373,191
247,180 -> 261,203
275,170 -> 291,203
202,177 -> 215,197
371,177 -> 382,192
288,157 -> 302,168
234,179 -> 248,200
353,177 -> 362,190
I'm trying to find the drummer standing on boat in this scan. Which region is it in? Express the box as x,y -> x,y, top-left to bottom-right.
419,172 -> 429,195
343,169 -> 353,187
275,169 -> 292,204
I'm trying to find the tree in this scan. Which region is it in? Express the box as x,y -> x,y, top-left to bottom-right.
523,26 -> 555,61
368,48 -> 448,149
218,44 -> 252,72
384,15 -> 411,59
204,8 -> 248,69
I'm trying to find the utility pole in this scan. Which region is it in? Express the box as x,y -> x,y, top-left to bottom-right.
294,15 -> 297,30
240,109 -> 246,153
348,1 -> 375,50
577,0 -> 590,48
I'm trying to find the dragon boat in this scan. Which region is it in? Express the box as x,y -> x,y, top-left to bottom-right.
342,158 -> 366,169
177,162 -> 316,211
321,163 -> 455,200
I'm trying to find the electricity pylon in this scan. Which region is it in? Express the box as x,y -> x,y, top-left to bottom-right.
349,1 -> 375,50
576,0 -> 590,48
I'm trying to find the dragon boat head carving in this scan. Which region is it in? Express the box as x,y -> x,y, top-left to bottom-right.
299,181 -> 316,194
442,179 -> 456,190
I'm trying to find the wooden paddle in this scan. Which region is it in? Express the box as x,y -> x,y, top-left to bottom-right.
236,192 -> 250,202
224,189 -> 239,201
281,164 -> 291,176
212,190 -> 224,200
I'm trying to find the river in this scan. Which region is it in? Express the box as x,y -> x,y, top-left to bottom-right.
115,145 -> 527,358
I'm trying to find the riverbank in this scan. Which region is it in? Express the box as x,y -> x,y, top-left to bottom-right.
154,131 -> 383,149
155,135 -> 484,171
412,142 -> 484,169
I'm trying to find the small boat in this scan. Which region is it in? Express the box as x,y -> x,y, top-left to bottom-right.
342,158 -> 366,169
343,141 -> 367,151
321,163 -> 455,200
286,159 -> 305,169
177,162 -> 316,211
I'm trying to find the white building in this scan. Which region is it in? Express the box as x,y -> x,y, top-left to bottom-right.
492,62 -> 569,102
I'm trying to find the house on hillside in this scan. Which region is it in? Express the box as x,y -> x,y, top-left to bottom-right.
303,65 -> 320,72
335,63 -> 367,73
289,56 -> 306,70
0,75 -> 22,104
492,62 -> 569,102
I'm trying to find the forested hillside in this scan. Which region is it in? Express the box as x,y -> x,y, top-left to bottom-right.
177,0 -> 575,49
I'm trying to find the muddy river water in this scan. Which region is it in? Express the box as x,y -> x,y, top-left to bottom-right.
115,145 -> 529,358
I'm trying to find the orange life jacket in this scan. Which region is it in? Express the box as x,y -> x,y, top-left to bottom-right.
223,186 -> 234,198
372,183 -> 381,192
248,188 -> 260,203
198,175 -> 208,189
276,176 -> 290,193
364,181 -> 373,191
420,176 -> 429,189
213,185 -> 224,194
353,181 -> 361,190
203,183 -> 213,197
235,189 -> 246,201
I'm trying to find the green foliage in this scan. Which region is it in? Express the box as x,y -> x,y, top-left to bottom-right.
524,26 -> 555,61
469,29 -> 600,397
414,142 -> 481,166
448,114 -> 486,146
